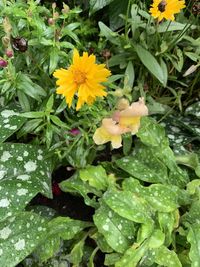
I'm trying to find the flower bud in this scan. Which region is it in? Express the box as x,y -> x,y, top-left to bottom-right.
62,3 -> 70,14
54,12 -> 59,19
52,2 -> 56,9
70,128 -> 80,136
48,18 -> 54,25
0,59 -> 8,68
5,49 -> 13,58
113,89 -> 123,97
2,36 -> 10,47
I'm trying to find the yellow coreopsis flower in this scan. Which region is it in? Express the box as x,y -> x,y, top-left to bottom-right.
150,0 -> 185,21
93,98 -> 148,149
53,49 -> 111,110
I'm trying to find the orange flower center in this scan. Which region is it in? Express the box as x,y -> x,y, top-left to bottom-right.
73,70 -> 86,85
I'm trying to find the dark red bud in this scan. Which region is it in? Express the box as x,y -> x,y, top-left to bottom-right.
6,50 -> 13,58
70,128 -> 80,136
0,59 -> 8,67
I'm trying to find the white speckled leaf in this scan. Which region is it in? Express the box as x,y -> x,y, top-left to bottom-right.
116,154 -> 168,183
187,223 -> 200,267
153,245 -> 182,267
136,117 -> 167,147
185,102 -> 200,119
0,143 -> 52,221
0,107 -> 26,143
103,187 -> 153,224
79,165 -> 108,191
0,212 -> 48,267
60,174 -> 101,208
35,216 -> 91,263
93,202 -> 135,253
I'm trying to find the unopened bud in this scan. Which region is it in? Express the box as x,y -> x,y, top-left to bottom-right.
48,18 -> 54,25
183,64 -> 198,77
0,59 -> 8,68
117,98 -> 129,110
113,89 -> 123,98
52,2 -> 56,9
5,49 -> 13,58
102,49 -> 111,59
62,3 -> 70,14
54,12 -> 59,19
70,128 -> 80,136
2,36 -> 10,47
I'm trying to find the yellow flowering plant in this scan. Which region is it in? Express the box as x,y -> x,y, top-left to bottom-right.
93,98 -> 148,148
53,49 -> 111,110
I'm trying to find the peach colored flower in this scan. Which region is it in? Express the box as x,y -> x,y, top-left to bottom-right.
93,98 -> 148,148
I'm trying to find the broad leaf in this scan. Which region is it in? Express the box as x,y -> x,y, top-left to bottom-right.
93,202 -> 135,253
135,45 -> 165,85
0,143 -> 52,221
0,212 -> 48,267
187,223 -> 200,267
0,107 -> 26,143
103,187 -> 153,224
79,165 -> 108,191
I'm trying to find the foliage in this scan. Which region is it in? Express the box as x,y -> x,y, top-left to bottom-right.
0,0 -> 199,266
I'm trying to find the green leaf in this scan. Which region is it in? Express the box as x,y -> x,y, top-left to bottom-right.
98,21 -> 119,45
35,216 -> 91,263
109,0 -> 128,30
0,106 -> 26,143
182,201 -> 200,226
90,232 -> 113,253
148,229 -> 165,248
19,111 -> 44,118
117,153 -> 168,183
50,115 -> 69,129
17,73 -> 46,101
135,45 -> 165,85
49,48 -> 59,74
160,58 -> 168,87
93,202 -> 135,253
0,143 -> 52,221
0,212 -> 48,267
124,61 -> 135,89
17,91 -> 31,111
79,165 -> 108,191
153,246 -> 182,267
104,253 -> 121,266
137,117 -> 167,147
115,239 -> 149,267
46,95 -> 54,112
90,0 -> 114,14
158,212 -> 177,246
69,238 -> 85,264
17,118 -> 43,137
103,187 -> 153,224
145,184 -> 178,212
60,174 -> 101,208
185,102 -> 200,119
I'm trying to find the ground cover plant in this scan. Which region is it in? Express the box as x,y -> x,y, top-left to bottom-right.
0,0 -> 200,266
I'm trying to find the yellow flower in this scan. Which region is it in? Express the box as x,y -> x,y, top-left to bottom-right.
93,98 -> 148,149
53,49 -> 111,110
150,0 -> 185,21
93,118 -> 129,149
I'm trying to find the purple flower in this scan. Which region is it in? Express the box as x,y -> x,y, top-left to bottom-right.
0,59 -> 8,68
70,128 -> 80,136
